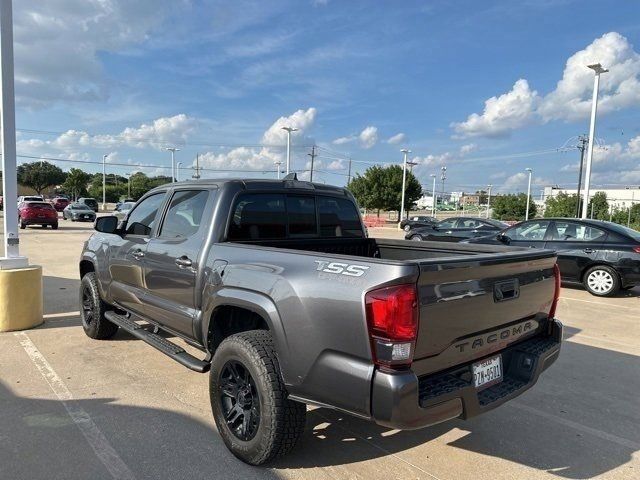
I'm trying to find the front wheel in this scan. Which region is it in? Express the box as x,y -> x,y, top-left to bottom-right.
410,235 -> 422,241
583,265 -> 620,297
210,331 -> 306,465
403,224 -> 411,232
80,272 -> 119,339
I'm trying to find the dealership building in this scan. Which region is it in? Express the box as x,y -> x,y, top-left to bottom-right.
542,186 -> 640,210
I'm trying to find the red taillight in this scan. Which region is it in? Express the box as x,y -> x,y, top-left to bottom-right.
365,284 -> 418,368
548,264 -> 561,319
633,246 -> 640,254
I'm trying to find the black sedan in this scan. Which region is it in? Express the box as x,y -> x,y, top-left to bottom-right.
463,218 -> 640,297
62,203 -> 97,222
405,216 -> 509,242
400,215 -> 437,232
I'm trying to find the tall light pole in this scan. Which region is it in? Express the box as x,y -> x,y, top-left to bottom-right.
281,127 -> 298,175
126,173 -> 131,198
525,168 -> 533,220
431,174 -> 437,217
274,160 -> 283,179
486,184 -> 493,219
581,63 -> 608,219
165,147 -> 180,183
102,154 -> 107,211
440,166 -> 447,205
399,149 -> 411,228
176,161 -> 182,182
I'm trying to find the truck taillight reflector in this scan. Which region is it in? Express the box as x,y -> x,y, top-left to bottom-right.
365,284 -> 418,368
548,264 -> 561,319
633,246 -> 640,254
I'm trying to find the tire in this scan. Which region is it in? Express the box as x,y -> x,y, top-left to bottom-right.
410,235 -> 422,241
19,218 -> 26,229
80,272 -> 119,339
583,265 -> 620,297
210,331 -> 306,465
52,223 -> 58,230
403,224 -> 411,232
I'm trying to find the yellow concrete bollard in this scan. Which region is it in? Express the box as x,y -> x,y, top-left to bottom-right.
0,265 -> 43,332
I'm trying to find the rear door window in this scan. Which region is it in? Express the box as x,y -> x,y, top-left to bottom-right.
228,194 -> 287,240
551,221 -> 606,242
318,196 -> 364,237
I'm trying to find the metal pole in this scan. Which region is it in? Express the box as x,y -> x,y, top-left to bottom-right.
176,162 -> 182,182
525,168 -> 532,221
628,192 -> 634,227
102,154 -> 107,211
575,135 -> 587,217
486,185 -> 492,219
440,166 -> 447,205
285,130 -> 291,175
399,149 -> 410,227
171,150 -> 175,182
582,67 -> 606,219
127,174 -> 131,198
431,175 -> 437,217
0,0 -> 23,263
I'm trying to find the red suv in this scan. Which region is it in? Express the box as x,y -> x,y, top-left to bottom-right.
49,197 -> 70,212
18,201 -> 59,229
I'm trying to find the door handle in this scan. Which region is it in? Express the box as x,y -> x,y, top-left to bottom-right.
175,256 -> 193,268
583,248 -> 594,254
131,249 -> 145,260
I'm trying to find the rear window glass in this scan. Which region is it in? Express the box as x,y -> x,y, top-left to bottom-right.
318,196 -> 364,238
26,202 -> 53,208
606,222 -> 640,241
287,196 -> 317,237
229,194 -> 286,240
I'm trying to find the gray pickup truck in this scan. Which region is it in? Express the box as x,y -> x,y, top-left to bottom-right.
79,177 -> 562,465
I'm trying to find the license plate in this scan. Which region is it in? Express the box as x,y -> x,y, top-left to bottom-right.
472,355 -> 502,389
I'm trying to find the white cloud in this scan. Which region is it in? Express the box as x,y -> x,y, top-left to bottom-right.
451,32 -> 640,138
262,108 -> 317,145
333,135 -> 356,145
539,32 -> 640,122
359,126 -> 378,149
500,172 -> 551,192
560,135 -> 640,179
14,0 -> 172,107
387,133 -> 406,145
17,114 -> 196,154
411,143 -> 478,168
451,79 -> 539,138
459,143 -> 477,155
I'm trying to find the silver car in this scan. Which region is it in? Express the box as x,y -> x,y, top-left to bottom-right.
113,201 -> 136,220
62,203 -> 96,222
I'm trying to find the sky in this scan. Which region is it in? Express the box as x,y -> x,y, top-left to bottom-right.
8,0 -> 640,195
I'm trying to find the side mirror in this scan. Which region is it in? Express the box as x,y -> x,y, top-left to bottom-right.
498,233 -> 511,244
95,216 -> 119,234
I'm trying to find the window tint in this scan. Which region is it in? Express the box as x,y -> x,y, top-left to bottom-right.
287,196 -> 317,236
318,196 -> 364,237
459,218 -> 481,228
228,194 -> 286,240
125,193 -> 165,236
160,190 -> 209,239
551,221 -> 606,242
508,220 -> 550,241
438,219 -> 457,228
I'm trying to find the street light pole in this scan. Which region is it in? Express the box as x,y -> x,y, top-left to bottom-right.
165,147 -> 180,183
127,173 -> 131,198
440,166 -> 447,205
281,127 -> 298,175
274,160 -> 282,179
102,154 -> 107,211
176,162 -> 182,182
581,63 -> 608,219
399,149 -> 411,228
431,174 -> 437,217
486,184 -> 493,219
525,168 -> 533,220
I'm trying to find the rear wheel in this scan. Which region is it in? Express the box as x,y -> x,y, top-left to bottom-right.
210,331 -> 306,465
410,235 -> 422,241
52,223 -> 58,230
403,224 -> 411,232
19,218 -> 26,229
583,265 -> 620,297
80,272 -> 119,339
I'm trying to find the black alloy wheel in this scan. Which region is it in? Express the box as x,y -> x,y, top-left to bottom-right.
219,360 -> 261,441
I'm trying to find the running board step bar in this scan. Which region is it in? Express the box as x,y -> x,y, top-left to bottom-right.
105,311 -> 210,373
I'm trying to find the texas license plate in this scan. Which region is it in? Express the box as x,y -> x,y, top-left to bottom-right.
472,355 -> 502,389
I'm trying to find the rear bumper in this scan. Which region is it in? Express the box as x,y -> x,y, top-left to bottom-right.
371,319 -> 562,430
22,218 -> 58,225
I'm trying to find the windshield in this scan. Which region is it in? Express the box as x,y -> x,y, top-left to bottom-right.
72,204 -> 92,211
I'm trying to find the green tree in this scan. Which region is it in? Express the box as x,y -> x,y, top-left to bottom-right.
587,191 -> 609,220
491,193 -> 537,221
61,168 -> 91,200
544,192 -> 581,218
17,161 -> 66,195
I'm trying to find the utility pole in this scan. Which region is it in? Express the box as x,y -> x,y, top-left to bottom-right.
176,161 -> 182,182
274,160 -> 282,179
575,134 -> 588,217
102,154 -> 107,211
486,184 -> 493,219
127,173 -> 131,198
581,63 -> 608,219
525,168 -> 533,221
628,191 -> 634,227
192,154 -> 201,179
440,166 -> 447,205
431,174 -> 437,217
347,158 -> 352,184
307,145 -> 316,182
399,149 -> 411,228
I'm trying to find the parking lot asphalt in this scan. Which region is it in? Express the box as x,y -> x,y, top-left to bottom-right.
1,215 -> 639,480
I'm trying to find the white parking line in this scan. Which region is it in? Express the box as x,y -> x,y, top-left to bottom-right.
510,401 -> 640,451
43,311 -> 80,319
560,296 -> 639,311
15,332 -> 136,480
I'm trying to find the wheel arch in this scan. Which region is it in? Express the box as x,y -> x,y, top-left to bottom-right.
580,262 -> 620,283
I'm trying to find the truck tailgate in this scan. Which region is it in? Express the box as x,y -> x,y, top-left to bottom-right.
411,249 -> 557,376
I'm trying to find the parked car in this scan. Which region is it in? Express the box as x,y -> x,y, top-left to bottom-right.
79,177 -> 562,465
17,195 -> 44,207
62,203 -> 97,222
463,218 -> 640,296
49,197 -> 70,212
113,201 -> 136,220
406,216 -> 509,242
18,201 -> 58,229
400,215 -> 437,232
78,197 -> 99,212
